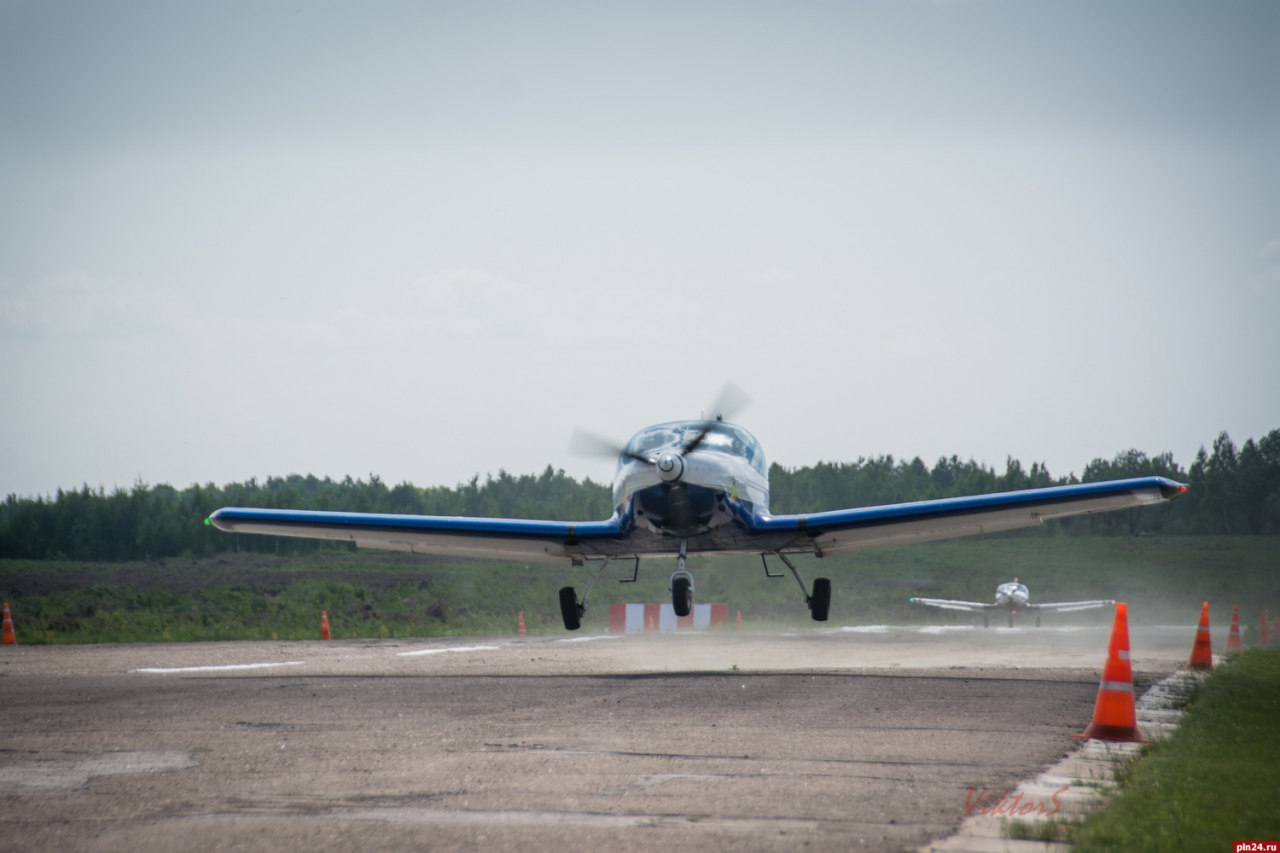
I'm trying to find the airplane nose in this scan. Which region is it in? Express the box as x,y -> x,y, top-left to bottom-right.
656,453 -> 684,482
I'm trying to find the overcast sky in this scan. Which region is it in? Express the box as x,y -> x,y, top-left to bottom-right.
2,0 -> 1277,500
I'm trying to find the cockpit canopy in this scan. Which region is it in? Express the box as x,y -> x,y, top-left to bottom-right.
620,421 -> 767,476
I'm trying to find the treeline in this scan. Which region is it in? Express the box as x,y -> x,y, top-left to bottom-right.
2,429 -> 1277,561
0,468 -> 613,562
769,428 -> 1280,536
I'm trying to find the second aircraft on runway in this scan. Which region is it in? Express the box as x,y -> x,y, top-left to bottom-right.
909,579 -> 1115,628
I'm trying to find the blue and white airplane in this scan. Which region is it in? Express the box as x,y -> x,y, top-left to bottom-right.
208,388 -> 1186,630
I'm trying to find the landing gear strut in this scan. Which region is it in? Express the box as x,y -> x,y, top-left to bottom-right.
670,539 -> 693,617
763,551 -> 830,621
559,557 -> 614,631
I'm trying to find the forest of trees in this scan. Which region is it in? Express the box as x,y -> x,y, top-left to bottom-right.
2,429 -> 1277,562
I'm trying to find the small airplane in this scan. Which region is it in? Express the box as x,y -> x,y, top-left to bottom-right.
208,385 -> 1185,630
909,578 -> 1116,628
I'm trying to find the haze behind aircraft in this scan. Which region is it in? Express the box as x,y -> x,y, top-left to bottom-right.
208,385 -> 1186,630
909,579 -> 1116,628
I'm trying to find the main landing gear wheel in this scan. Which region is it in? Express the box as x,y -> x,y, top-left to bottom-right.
809,578 -> 831,622
672,576 -> 692,618
559,586 -> 582,631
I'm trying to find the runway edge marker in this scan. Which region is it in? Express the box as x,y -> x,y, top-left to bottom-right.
1227,605 -> 1241,652
1074,602 -> 1146,743
320,611 -> 331,641
517,611 -> 526,638
1,602 -> 15,645
1186,601 -> 1213,671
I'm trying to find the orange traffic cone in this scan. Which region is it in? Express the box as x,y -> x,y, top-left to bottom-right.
1,602 -> 15,645
1187,602 -> 1213,671
1261,610 -> 1270,648
736,610 -> 742,627
320,611 -> 331,641
1074,602 -> 1145,742
1227,605 -> 1241,652
517,611 -> 526,638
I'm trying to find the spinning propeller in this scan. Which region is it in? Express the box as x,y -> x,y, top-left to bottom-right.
568,382 -> 752,482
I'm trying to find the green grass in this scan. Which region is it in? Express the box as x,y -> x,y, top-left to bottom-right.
1073,649 -> 1280,852
1,535 -> 1277,643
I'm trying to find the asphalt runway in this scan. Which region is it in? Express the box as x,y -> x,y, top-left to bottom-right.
0,625 -> 1199,852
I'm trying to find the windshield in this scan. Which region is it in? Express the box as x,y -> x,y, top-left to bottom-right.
621,422 -> 767,476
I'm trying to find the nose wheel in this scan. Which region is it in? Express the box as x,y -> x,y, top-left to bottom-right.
670,539 -> 693,617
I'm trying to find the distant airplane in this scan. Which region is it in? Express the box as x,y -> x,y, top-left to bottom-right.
909,578 -> 1116,628
209,385 -> 1183,631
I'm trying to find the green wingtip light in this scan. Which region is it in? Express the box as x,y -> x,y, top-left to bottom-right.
204,518 -> 212,525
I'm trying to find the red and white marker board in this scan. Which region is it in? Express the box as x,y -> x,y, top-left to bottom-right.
607,603 -> 729,634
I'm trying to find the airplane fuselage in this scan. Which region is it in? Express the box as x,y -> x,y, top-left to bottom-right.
993,581 -> 1031,611
611,420 -> 770,545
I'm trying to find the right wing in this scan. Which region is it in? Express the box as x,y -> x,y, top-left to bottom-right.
1027,599 -> 1116,612
908,597 -> 998,612
751,477 -> 1186,556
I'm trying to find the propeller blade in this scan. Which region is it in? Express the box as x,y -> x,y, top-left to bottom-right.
681,381 -> 752,455
569,429 -> 652,464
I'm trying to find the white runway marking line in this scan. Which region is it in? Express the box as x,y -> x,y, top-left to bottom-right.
917,625 -> 975,634
836,625 -> 890,633
397,645 -> 500,657
133,661 -> 305,674
556,635 -> 623,643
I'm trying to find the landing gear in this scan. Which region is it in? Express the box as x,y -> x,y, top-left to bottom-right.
559,557 -> 614,631
809,578 -> 831,622
670,539 -> 693,617
559,586 -> 582,631
672,576 -> 692,617
1008,613 -> 1015,629
763,551 -> 831,622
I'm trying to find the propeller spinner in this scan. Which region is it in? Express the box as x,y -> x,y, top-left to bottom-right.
568,381 -> 752,483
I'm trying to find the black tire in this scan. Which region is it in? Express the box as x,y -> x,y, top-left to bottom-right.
809,578 -> 831,622
672,576 -> 692,617
559,586 -> 581,631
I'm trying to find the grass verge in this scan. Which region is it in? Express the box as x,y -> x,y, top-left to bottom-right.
1,536 -> 1277,642
1073,649 -> 1280,852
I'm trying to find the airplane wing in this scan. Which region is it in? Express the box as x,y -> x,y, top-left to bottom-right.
908,597 -> 998,612
207,508 -> 624,566
749,477 -> 1185,556
1026,599 -> 1116,612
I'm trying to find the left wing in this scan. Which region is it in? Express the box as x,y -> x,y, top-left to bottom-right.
1026,599 -> 1115,612
750,477 -> 1185,556
908,597 -> 998,612
207,508 -> 623,565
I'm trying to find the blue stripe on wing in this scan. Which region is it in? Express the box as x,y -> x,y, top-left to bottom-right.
750,476 -> 1183,533
209,507 -> 624,538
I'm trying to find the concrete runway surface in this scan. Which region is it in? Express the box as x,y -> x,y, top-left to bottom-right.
0,625 -> 1202,852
